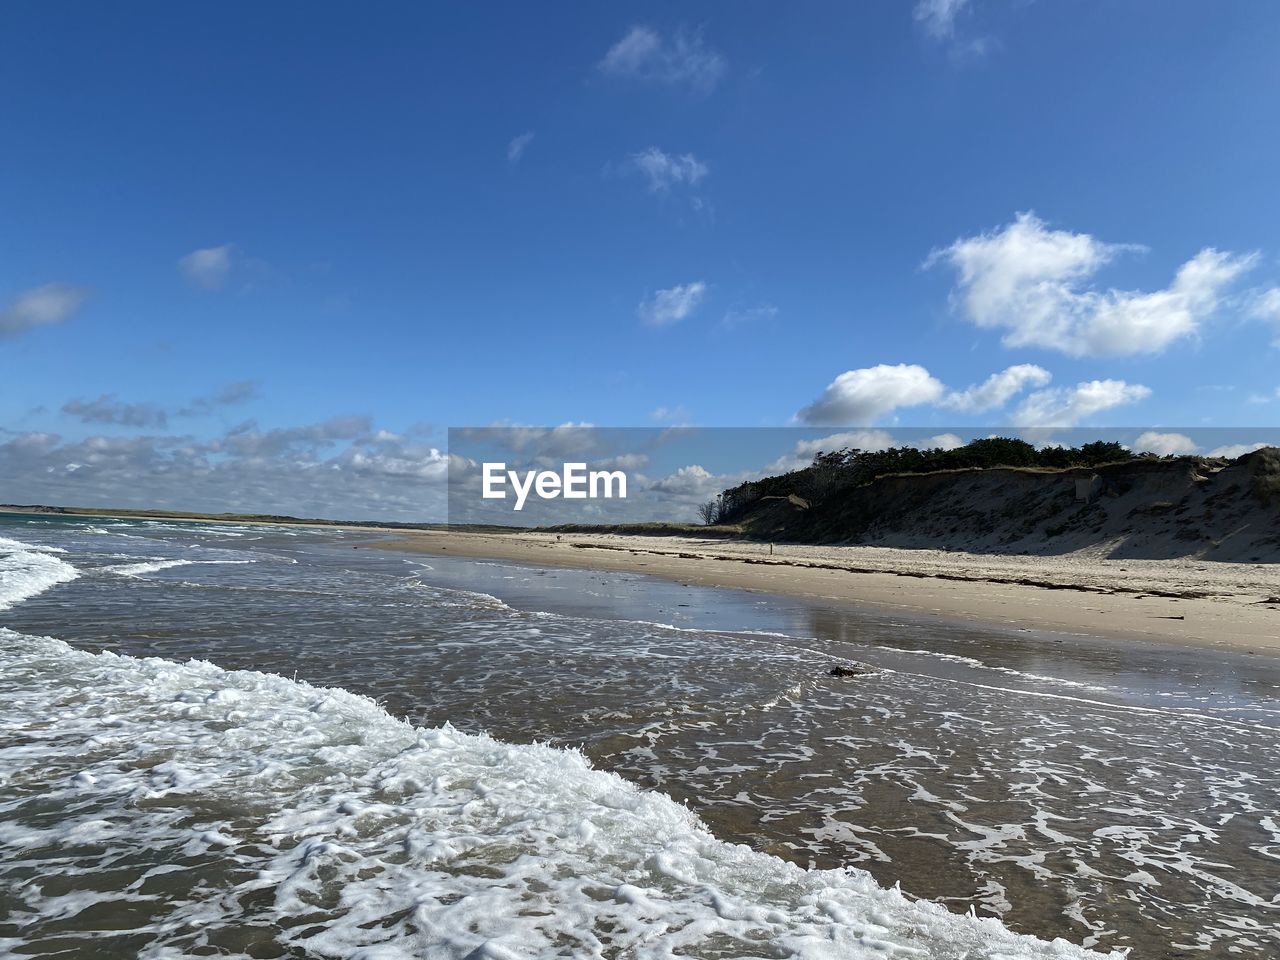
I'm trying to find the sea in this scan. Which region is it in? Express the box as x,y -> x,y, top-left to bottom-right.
2,511 -> 1278,959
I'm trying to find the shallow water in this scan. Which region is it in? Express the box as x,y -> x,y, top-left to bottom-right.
2,513 -> 1278,958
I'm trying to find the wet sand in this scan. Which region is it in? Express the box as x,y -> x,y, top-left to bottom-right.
376,529 -> 1280,653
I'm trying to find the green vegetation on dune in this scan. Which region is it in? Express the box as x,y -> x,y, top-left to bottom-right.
1251,447 -> 1280,506
697,439 -> 1280,561
709,438 -> 1136,527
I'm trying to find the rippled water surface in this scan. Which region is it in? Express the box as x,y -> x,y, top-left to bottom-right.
2,513 -> 1278,959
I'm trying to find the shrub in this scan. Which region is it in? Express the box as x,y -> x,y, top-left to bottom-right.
1251,447 -> 1280,506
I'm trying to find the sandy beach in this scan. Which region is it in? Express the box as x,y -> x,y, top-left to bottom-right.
376,529 -> 1280,652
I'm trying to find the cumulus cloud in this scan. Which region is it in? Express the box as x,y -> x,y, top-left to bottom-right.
596,452 -> 649,471
62,395 -> 168,429
0,283 -> 89,338
927,212 -> 1256,356
792,430 -> 898,458
941,363 -> 1052,412
507,131 -> 534,164
455,422 -> 601,459
1012,379 -> 1151,427
212,415 -> 373,458
597,25 -> 725,93
178,244 -> 235,290
927,432 -> 966,450
648,464 -> 719,496
1133,431 -> 1199,457
59,382 -> 258,429
762,429 -> 897,474
629,147 -> 709,193
638,281 -> 706,326
0,420 -> 451,521
1207,442 -> 1270,459
796,364 -> 946,426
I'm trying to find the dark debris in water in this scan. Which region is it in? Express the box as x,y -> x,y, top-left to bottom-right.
827,665 -> 865,678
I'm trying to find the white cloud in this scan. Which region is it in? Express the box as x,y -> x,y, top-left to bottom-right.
213,415 -> 374,457
1012,379 -> 1151,427
629,147 -> 708,193
1249,287 -> 1280,345
927,432 -> 966,450
0,283 -> 89,338
598,25 -> 725,93
507,131 -> 534,164
62,395 -> 168,428
914,0 -> 970,39
597,452 -> 649,471
1207,442 -> 1270,459
638,281 -> 706,326
722,303 -> 778,328
0,421 -> 451,522
456,422 -> 600,459
770,430 -> 968,476
796,364 -> 946,426
792,430 -> 898,458
649,405 -> 691,423
1133,431 -> 1198,457
927,212 -> 1256,356
178,244 -> 235,291
760,430 -> 898,476
913,0 -> 992,60
648,464 -> 718,496
941,363 -> 1052,412
59,382 -> 259,429
179,380 -> 259,417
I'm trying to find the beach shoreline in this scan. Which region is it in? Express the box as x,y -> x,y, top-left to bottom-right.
8,504 -> 1277,653
373,529 -> 1280,654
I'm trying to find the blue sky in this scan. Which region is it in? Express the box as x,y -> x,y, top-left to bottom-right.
3,2 -> 1280,517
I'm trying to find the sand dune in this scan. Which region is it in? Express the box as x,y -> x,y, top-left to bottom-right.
726,449 -> 1280,563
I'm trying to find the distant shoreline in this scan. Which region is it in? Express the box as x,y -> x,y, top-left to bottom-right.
0,504 -> 442,532
7,504 -> 1277,653
373,528 -> 1280,655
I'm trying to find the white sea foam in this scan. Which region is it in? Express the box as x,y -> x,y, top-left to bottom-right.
0,536 -> 79,611
0,626 -> 1119,959
104,558 -> 257,578
875,645 -> 1109,692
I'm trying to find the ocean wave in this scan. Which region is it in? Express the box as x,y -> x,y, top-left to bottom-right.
875,645 -> 1110,692
104,558 -> 258,578
408,580 -> 514,611
0,627 -> 1118,959
0,536 -> 79,612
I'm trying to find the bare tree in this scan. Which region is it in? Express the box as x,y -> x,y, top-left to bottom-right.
697,499 -> 719,525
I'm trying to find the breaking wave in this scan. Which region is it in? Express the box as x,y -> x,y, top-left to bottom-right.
0,535 -> 79,612
103,558 -> 257,578
0,628 -> 1117,959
